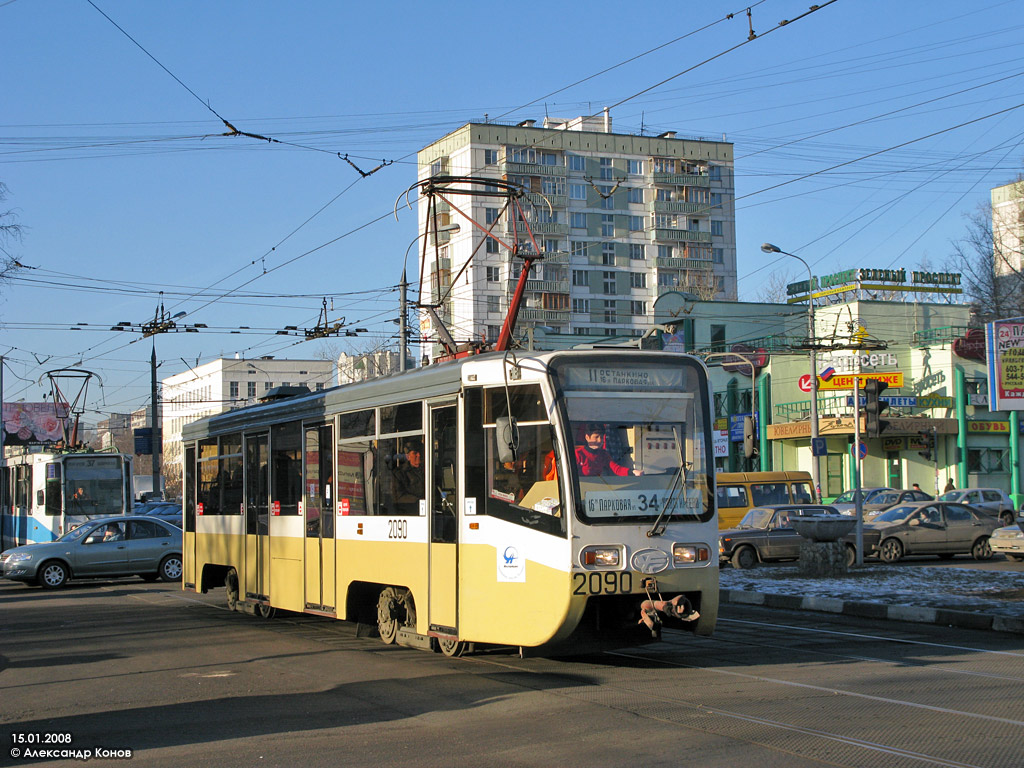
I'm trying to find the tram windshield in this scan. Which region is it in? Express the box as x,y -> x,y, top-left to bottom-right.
64,456 -> 127,521
555,358 -> 712,523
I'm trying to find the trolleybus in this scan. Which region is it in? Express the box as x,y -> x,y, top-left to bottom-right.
1,450 -> 134,551
181,349 -> 717,655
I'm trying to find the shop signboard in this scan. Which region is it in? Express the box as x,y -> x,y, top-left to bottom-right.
881,436 -> 906,451
986,317 -> 1024,411
817,372 -> 904,391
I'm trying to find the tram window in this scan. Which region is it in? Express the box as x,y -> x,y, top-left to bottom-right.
184,445 -> 196,532
465,388 -> 565,537
197,458 -> 222,516
376,437 -> 424,516
221,433 -> 242,456
484,386 -> 546,422
271,422 -> 302,516
199,438 -> 218,460
14,465 -> 30,508
338,409 -> 374,439
337,444 -> 371,515
380,402 -> 422,435
221,453 -> 243,515
44,462 -> 62,516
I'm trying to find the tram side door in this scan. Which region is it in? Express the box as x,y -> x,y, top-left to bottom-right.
428,403 -> 459,636
304,424 -> 336,614
244,433 -> 270,603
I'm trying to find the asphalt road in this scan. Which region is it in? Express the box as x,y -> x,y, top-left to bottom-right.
1,578 -> 1022,768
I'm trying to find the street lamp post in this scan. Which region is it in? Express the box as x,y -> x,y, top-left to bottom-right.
761,243 -> 821,501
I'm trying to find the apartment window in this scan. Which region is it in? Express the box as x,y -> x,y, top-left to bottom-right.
601,214 -> 614,237
484,149 -> 499,165
574,327 -> 590,336
710,192 -> 723,207
247,382 -> 256,398
713,248 -> 724,264
541,177 -> 564,196
709,165 -> 722,181
569,183 -> 587,200
486,266 -> 500,282
510,147 -> 535,164
631,300 -> 647,316
572,269 -> 589,287
539,151 -> 559,166
656,188 -> 672,202
658,272 -> 678,286
627,159 -> 643,175
629,215 -> 644,232
571,212 -> 587,229
716,276 -> 725,293
486,325 -> 500,343
487,295 -> 501,314
599,157 -> 613,180
568,155 -> 586,172
690,188 -> 711,205
599,188 -> 614,209
711,220 -> 724,236
602,242 -> 616,266
485,236 -> 500,254
229,382 -> 239,399
572,298 -> 590,314
657,245 -> 673,259
629,243 -> 646,260
653,158 -> 675,173
485,208 -> 499,225
603,300 -> 617,323
631,272 -> 647,289
544,239 -> 560,253
536,209 -> 559,224
603,271 -> 616,295
571,241 -> 588,258
627,187 -> 643,204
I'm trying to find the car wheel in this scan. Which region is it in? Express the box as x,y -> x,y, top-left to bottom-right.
971,536 -> 992,561
731,546 -> 757,570
38,561 -> 69,589
880,538 -> 903,564
845,544 -> 856,567
159,555 -> 183,581
1000,511 -> 1014,527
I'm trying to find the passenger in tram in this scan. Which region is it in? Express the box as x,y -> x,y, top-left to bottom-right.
395,441 -> 425,503
575,424 -> 641,477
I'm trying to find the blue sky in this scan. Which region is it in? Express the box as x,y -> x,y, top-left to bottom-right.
2,0 -> 1023,420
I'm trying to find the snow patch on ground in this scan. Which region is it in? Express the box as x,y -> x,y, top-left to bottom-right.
719,564 -> 1024,617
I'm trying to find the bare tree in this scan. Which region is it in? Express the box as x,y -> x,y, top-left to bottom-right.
949,190 -> 1024,323
680,270 -> 720,301
1,181 -> 25,282
754,268 -> 797,304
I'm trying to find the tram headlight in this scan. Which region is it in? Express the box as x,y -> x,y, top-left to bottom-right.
581,546 -> 621,567
672,544 -> 710,566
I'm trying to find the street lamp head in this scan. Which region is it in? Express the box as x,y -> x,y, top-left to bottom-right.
761,243 -> 781,254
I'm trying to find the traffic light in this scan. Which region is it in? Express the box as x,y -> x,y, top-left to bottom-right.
864,379 -> 890,437
918,430 -> 935,462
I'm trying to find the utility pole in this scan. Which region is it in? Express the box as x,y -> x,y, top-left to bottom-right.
151,342 -> 160,500
853,376 -> 864,566
399,269 -> 408,372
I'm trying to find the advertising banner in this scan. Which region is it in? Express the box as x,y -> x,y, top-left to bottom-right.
986,317 -> 1024,411
2,402 -> 68,446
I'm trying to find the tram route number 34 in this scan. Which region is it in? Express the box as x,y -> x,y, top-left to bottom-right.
573,571 -> 634,595
388,519 -> 408,539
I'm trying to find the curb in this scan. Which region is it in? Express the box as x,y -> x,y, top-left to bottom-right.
720,589 -> 1024,635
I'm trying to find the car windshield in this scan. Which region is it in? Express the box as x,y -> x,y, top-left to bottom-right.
938,491 -> 964,501
834,491 -> 857,503
737,508 -> 773,529
57,523 -> 94,542
872,492 -> 900,505
873,504 -> 917,523
864,488 -> 890,502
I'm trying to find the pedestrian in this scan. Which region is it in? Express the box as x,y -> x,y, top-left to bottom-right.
944,478 -> 955,493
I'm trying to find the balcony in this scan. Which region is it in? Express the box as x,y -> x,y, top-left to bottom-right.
506,221 -> 567,236
506,278 -> 570,294
652,228 -> 712,243
519,308 -> 570,323
651,200 -> 705,214
502,161 -> 565,177
655,256 -> 713,270
526,192 -> 567,209
651,172 -> 711,187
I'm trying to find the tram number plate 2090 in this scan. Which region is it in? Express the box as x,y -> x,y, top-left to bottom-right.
572,571 -> 634,595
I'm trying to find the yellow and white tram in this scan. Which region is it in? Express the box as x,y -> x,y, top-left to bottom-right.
181,349 -> 718,655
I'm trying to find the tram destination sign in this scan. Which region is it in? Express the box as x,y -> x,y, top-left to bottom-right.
561,364 -> 687,391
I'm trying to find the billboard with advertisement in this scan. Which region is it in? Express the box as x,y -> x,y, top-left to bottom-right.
2,402 -> 69,446
985,317 -> 1024,411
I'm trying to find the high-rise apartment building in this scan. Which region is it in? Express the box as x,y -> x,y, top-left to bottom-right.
416,115 -> 736,353
992,179 -> 1024,277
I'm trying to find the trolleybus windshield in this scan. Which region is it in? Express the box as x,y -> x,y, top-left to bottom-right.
554,359 -> 711,524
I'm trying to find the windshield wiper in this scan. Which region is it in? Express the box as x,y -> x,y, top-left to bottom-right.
647,425 -> 685,537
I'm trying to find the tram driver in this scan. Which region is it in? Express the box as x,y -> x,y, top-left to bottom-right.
575,424 -> 642,477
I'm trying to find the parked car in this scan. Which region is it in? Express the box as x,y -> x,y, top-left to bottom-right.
132,500 -> 183,528
937,488 -> 1016,526
862,489 -> 934,517
864,501 -> 1001,563
989,523 -> 1024,561
0,516 -> 183,588
719,504 -> 850,569
830,487 -> 895,515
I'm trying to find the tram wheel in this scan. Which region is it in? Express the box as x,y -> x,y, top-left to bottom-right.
377,587 -> 414,644
436,636 -> 468,658
255,603 -> 276,620
225,569 -> 240,611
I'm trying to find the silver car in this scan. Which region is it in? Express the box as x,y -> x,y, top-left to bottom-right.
938,488 -> 1016,527
831,487 -> 895,516
990,523 -> 1024,561
0,516 -> 183,588
866,502 -> 1001,563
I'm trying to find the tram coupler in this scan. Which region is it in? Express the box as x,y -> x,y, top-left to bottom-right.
639,577 -> 700,637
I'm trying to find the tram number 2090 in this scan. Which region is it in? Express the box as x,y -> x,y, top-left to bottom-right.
388,519 -> 408,539
572,571 -> 633,595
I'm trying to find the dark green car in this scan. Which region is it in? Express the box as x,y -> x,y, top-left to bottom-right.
719,505 -> 848,569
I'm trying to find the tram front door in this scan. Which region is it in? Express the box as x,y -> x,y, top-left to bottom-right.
304,424 -> 336,614
428,403 -> 459,636
244,433 -> 269,603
